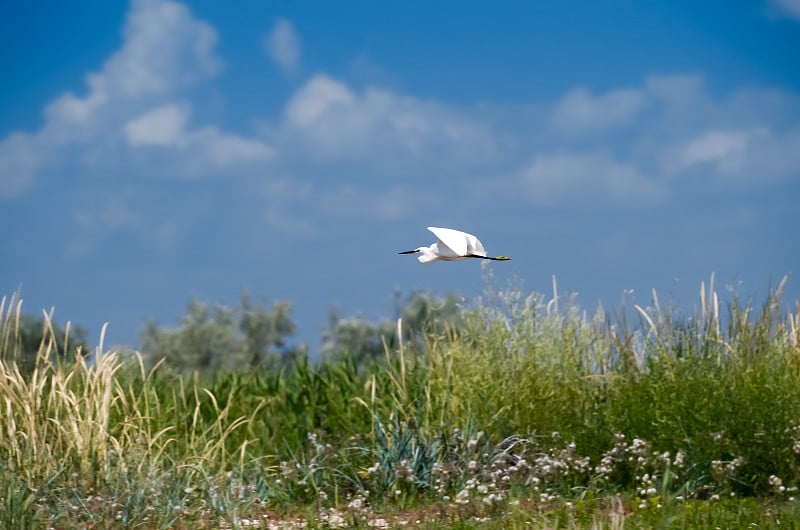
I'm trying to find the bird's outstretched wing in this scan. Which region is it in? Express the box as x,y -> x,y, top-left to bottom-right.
463,232 -> 487,257
427,226 -> 468,256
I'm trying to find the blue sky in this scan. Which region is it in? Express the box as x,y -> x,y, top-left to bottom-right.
2,0 -> 799,353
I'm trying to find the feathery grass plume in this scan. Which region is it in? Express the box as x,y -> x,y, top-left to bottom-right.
0,292 -> 23,362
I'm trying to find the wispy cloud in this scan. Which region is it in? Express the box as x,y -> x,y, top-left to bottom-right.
282,74 -> 495,167
468,71 -> 800,208
649,81 -> 800,184
770,0 -> 800,19
265,18 -> 302,75
256,177 -> 317,236
124,103 -> 275,175
552,87 -> 648,133
672,128 -> 769,176
0,132 -> 43,198
124,103 -> 190,147
515,151 -> 667,206
67,196 -> 145,258
669,126 -> 800,184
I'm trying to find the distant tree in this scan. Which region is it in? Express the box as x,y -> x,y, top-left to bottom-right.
321,311 -> 396,367
141,293 -> 306,376
397,290 -> 464,338
4,314 -> 89,373
321,291 -> 466,366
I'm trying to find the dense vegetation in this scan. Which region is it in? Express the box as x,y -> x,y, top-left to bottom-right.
1,275 -> 799,528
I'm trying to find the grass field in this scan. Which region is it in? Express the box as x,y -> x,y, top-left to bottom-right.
1,275 -> 799,529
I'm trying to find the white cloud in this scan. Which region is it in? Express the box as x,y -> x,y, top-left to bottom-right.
644,73 -> 706,105
674,128 -> 769,175
125,103 -> 190,147
44,0 -> 221,133
0,0 -> 227,194
103,0 -> 221,99
745,127 -> 800,182
0,132 -> 45,197
183,127 -> 275,169
0,0 -> 277,193
265,18 -> 301,74
283,74 -> 494,164
654,74 -> 800,185
285,75 -> 355,126
45,76 -> 110,129
516,152 -> 667,206
770,0 -> 800,19
1,0 -> 797,219
124,103 -> 275,174
630,75 -> 800,187
670,126 -> 800,184
552,87 -> 648,133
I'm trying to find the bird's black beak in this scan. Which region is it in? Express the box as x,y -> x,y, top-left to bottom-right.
398,250 -> 419,254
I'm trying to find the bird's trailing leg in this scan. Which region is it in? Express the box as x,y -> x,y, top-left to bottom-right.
468,254 -> 512,261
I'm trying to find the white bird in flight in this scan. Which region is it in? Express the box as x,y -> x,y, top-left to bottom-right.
399,226 -> 512,264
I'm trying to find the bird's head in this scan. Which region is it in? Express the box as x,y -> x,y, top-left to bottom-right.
399,245 -> 438,264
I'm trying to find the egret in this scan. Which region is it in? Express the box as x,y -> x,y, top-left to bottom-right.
399,226 -> 512,264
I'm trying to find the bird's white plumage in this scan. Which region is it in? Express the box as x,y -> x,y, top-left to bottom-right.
399,226 -> 510,264
428,226 -> 484,257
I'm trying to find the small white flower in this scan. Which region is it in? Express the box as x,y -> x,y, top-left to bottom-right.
455,489 -> 470,504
